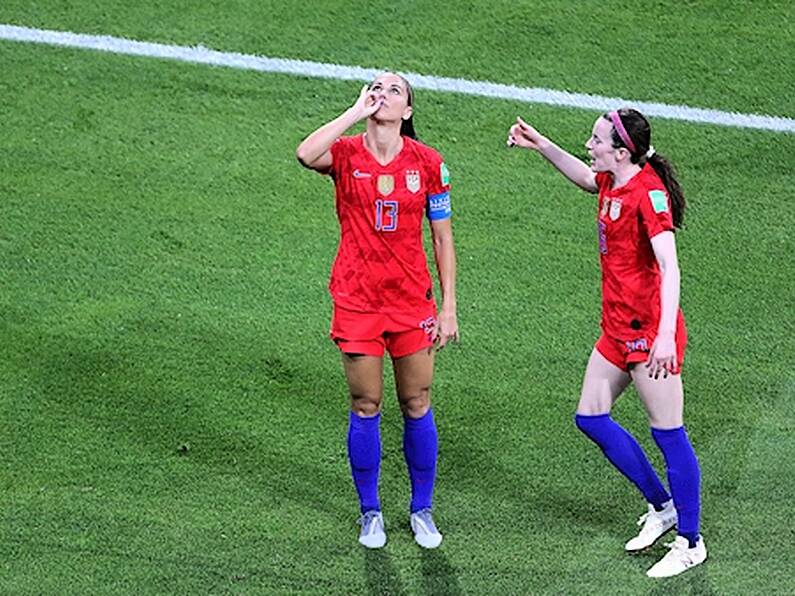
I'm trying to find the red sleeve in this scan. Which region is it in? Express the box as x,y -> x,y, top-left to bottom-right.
329,136 -> 351,180
423,146 -> 450,196
638,186 -> 675,238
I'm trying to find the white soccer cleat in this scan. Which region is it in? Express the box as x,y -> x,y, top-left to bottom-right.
410,508 -> 443,549
625,500 -> 677,551
646,535 -> 707,578
358,510 -> 386,549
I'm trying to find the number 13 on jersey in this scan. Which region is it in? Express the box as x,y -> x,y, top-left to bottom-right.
375,199 -> 399,231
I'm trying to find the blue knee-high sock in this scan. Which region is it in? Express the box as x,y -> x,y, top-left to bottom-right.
347,411 -> 382,514
652,426 -> 701,546
403,408 -> 438,513
575,414 -> 670,508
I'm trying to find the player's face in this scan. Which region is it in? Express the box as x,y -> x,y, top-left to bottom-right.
585,117 -> 620,172
368,73 -> 413,123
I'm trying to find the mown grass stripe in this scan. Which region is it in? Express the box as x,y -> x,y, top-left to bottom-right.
2,23 -> 794,134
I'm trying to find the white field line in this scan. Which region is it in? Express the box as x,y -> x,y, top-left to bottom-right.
2,24 -> 793,134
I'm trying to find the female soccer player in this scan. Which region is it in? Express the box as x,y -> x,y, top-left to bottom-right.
296,73 -> 458,549
507,109 -> 705,578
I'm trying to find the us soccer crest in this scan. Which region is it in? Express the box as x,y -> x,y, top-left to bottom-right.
377,174 -> 394,196
405,170 -> 421,193
609,198 -> 622,221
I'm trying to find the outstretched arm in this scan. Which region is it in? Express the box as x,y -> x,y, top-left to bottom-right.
507,117 -> 597,193
295,85 -> 383,174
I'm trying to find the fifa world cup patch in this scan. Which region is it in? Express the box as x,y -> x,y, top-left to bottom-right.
649,190 -> 669,213
440,162 -> 450,186
405,170 -> 421,193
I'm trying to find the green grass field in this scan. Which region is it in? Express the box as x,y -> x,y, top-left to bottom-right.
2,2 -> 794,594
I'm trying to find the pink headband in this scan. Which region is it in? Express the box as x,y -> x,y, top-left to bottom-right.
608,111 -> 636,153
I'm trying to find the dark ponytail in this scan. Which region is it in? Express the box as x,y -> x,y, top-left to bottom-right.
400,117 -> 417,140
398,74 -> 418,140
646,153 -> 685,229
604,108 -> 686,228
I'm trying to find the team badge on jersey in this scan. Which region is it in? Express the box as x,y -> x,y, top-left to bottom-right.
609,198 -> 622,221
649,190 -> 669,213
405,170 -> 421,193
377,174 -> 394,196
601,197 -> 610,217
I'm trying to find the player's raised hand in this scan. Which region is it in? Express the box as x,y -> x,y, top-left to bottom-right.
350,85 -> 384,121
507,117 -> 547,151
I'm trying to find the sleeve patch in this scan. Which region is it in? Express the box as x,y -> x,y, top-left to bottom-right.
440,162 -> 450,186
649,190 -> 669,213
426,191 -> 451,221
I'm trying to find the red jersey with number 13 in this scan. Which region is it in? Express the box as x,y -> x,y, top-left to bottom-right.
595,164 -> 685,340
328,134 -> 451,313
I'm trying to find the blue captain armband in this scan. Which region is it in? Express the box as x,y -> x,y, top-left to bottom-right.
426,191 -> 452,221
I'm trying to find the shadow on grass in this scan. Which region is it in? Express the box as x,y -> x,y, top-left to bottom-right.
363,549 -> 405,596
361,546 -> 462,595
29,329 -> 354,523
645,566 -> 715,595
419,549 -> 462,596
440,416 -> 618,534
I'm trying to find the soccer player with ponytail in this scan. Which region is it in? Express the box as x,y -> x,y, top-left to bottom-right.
508,108 -> 705,578
297,73 -> 458,550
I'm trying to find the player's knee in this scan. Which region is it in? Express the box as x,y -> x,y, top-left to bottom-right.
647,412 -> 683,430
350,392 -> 382,417
398,386 -> 430,418
576,386 -> 612,416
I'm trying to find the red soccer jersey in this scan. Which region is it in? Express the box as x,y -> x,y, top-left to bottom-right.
595,164 -> 685,340
328,134 -> 451,313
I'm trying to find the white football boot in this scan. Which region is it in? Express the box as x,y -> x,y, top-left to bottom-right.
410,508 -> 443,549
358,510 -> 386,549
647,535 -> 707,578
625,500 -> 677,551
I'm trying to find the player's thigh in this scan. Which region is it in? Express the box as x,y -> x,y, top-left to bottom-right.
577,347 -> 632,415
630,367 -> 684,429
341,353 -> 384,416
392,346 -> 434,417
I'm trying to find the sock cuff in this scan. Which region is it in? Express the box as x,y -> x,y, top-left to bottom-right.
651,426 -> 693,453
651,426 -> 686,438
574,413 -> 612,429
350,411 -> 381,427
574,413 -> 611,421
404,408 -> 434,427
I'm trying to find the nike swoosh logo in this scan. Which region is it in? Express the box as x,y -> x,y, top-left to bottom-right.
353,169 -> 371,178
